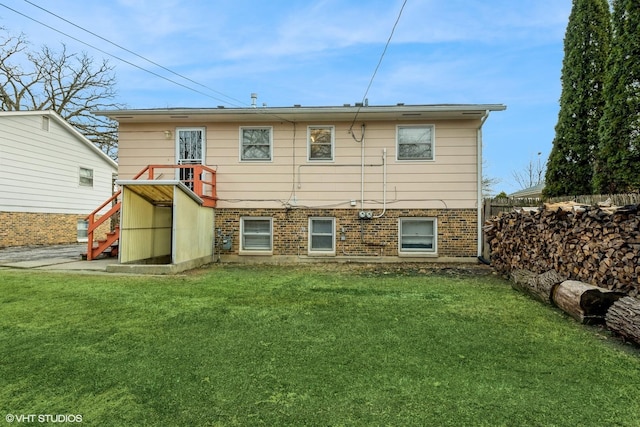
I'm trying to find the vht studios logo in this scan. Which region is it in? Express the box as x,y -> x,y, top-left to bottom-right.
5,414 -> 83,423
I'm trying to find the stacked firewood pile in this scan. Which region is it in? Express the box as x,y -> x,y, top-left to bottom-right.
485,201 -> 640,345
485,201 -> 640,297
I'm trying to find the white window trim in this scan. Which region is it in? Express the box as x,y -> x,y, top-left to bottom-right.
239,126 -> 273,162
77,219 -> 89,243
307,125 -> 335,162
175,127 -> 206,164
398,217 -> 438,257
79,167 -> 94,187
175,127 -> 206,183
308,217 -> 336,256
239,217 -> 273,255
396,124 -> 435,162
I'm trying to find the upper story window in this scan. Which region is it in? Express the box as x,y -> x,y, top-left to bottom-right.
397,125 -> 435,161
79,167 -> 94,187
308,126 -> 334,161
240,127 -> 272,161
177,128 -> 205,165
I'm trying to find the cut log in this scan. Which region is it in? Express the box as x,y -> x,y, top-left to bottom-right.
510,269 -> 567,304
536,270 -> 568,303
543,201 -> 587,212
510,268 -> 537,293
552,280 -> 625,324
605,297 -> 640,346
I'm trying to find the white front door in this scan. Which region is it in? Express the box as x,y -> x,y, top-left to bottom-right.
176,128 -> 205,190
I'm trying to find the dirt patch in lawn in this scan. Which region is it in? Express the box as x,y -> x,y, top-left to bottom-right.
192,261 -> 494,278
348,262 -> 494,278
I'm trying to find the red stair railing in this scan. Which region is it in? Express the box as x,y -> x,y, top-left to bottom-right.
85,164 -> 216,260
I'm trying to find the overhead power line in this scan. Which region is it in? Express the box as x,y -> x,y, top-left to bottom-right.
21,0 -> 247,108
24,0 -> 248,108
349,0 -> 408,134
0,1 -> 245,107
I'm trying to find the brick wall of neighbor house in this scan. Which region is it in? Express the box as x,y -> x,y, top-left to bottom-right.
215,208 -> 477,259
0,212 -> 111,248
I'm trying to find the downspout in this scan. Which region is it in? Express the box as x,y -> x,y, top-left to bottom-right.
477,110 -> 490,260
360,124 -> 365,210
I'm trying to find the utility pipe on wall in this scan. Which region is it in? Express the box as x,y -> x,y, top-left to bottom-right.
374,148 -> 387,218
348,123 -> 367,210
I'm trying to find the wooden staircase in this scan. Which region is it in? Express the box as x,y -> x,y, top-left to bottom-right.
83,195 -> 121,261
84,164 -> 216,260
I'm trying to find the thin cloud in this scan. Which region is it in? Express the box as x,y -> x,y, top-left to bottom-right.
1,0 -> 573,194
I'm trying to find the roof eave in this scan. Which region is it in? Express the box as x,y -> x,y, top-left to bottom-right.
93,104 -> 507,123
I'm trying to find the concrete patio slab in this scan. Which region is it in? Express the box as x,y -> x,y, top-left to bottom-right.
0,244 -> 117,273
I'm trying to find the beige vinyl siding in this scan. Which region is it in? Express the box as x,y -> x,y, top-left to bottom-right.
117,119 -> 480,210
117,124 -> 177,179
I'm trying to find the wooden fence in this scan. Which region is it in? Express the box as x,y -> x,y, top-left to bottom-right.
484,193 -> 640,220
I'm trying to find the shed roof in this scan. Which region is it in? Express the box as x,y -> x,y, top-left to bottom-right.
117,180 -> 203,207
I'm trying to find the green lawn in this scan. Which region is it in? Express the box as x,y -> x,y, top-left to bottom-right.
1,264 -> 639,426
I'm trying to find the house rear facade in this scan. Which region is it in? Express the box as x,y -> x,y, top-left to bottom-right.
0,111 -> 118,248
96,103 -> 505,263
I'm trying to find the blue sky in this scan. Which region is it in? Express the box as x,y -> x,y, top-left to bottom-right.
1,0 -> 572,194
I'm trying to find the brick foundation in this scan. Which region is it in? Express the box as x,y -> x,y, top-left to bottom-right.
215,208 -> 477,260
0,211 -> 111,248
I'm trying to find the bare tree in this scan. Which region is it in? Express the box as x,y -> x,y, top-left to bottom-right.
482,175 -> 500,198
481,159 -> 500,198
0,28 -> 120,159
512,153 -> 546,190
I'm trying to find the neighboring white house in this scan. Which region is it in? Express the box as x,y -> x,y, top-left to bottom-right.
0,110 -> 118,247
509,182 -> 545,199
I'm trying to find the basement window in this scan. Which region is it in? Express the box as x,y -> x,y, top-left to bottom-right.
79,167 -> 94,187
308,217 -> 335,255
399,218 -> 437,254
77,220 -> 88,242
397,125 -> 435,161
240,217 -> 273,254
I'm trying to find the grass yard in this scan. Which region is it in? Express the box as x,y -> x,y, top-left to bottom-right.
1,264 -> 639,426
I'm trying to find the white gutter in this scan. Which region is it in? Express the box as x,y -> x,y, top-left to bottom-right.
94,104 -> 508,121
477,110 -> 490,258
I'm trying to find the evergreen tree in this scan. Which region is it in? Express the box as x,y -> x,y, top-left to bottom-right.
594,0 -> 640,193
544,0 -> 610,197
